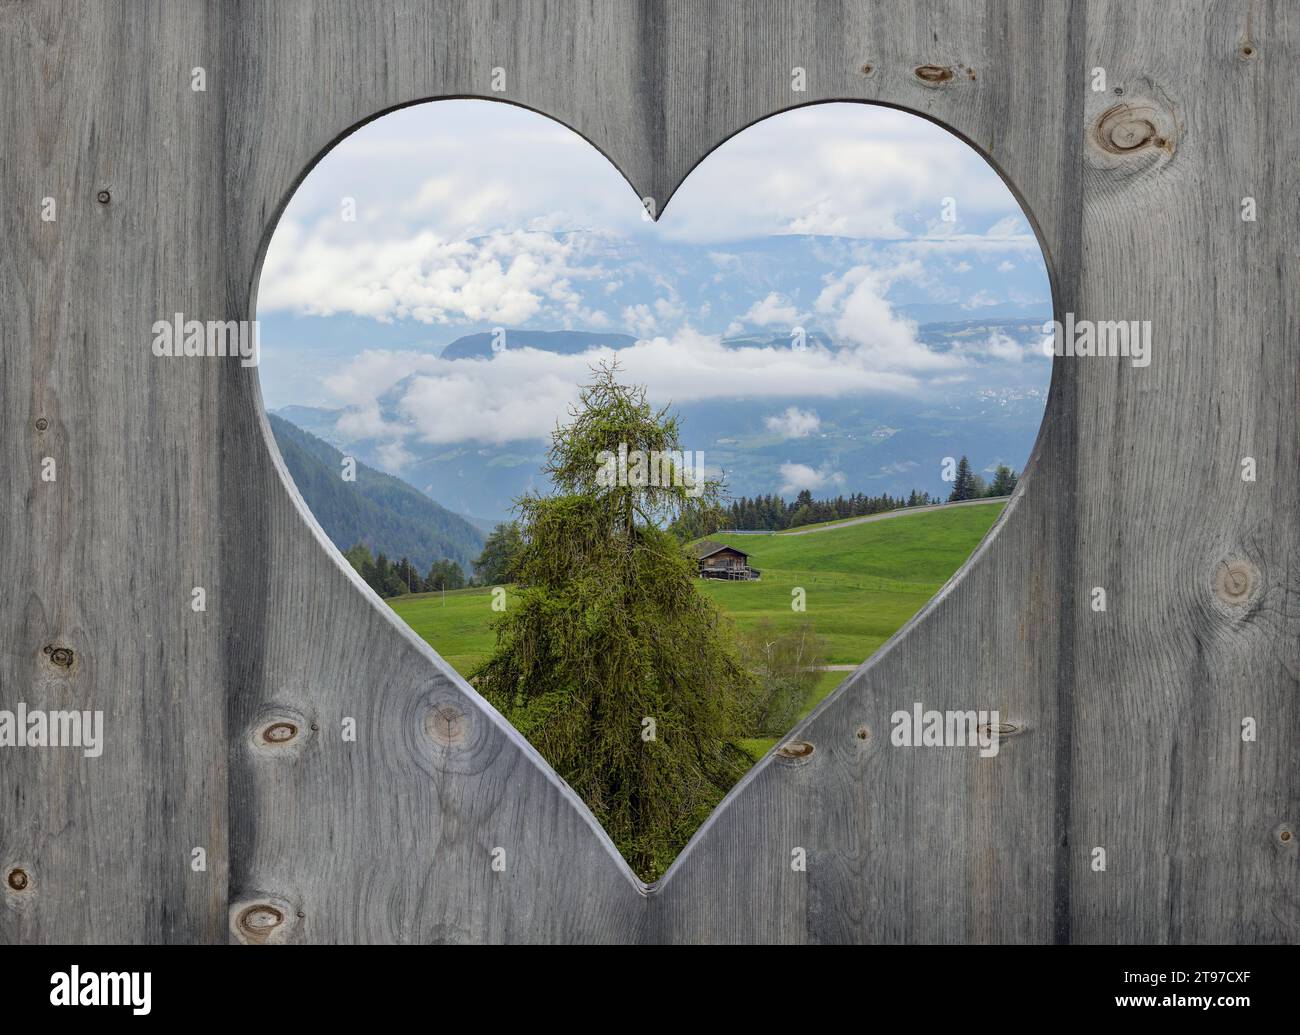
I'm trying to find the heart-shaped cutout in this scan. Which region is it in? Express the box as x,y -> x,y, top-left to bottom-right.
256,99 -> 1051,880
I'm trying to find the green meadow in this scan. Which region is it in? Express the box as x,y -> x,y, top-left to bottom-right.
389,500 -> 1005,759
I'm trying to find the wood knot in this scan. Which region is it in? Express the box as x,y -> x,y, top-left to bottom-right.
858,63 -> 875,77
425,703 -> 467,747
239,904 -> 283,932
914,65 -> 954,84
407,685 -> 500,777
248,706 -> 313,758
43,645 -> 74,668
261,721 -> 298,745
230,894 -> 299,944
855,725 -> 870,741
1092,102 -> 1174,156
235,903 -> 286,943
6,868 -> 30,892
776,739 -> 815,764
977,721 -> 1021,738
1213,558 -> 1259,607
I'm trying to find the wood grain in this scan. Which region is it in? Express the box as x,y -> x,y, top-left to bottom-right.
0,0 -> 1294,944
0,0 -> 229,942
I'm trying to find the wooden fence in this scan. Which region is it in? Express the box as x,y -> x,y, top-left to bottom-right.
1,0 -> 1295,944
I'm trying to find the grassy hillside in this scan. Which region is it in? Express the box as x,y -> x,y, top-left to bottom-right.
269,413 -> 485,572
389,500 -> 1005,756
699,501 -> 1004,665
388,585 -> 502,675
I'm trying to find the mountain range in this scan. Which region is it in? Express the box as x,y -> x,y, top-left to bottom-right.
440,329 -> 637,359
270,318 -> 1051,524
268,413 -> 486,573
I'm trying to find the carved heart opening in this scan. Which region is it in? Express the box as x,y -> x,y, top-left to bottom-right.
254,99 -> 1051,881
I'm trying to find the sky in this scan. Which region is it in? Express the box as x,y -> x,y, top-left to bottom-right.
257,99 -> 1052,471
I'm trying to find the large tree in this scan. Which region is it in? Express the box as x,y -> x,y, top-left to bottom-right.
474,363 -> 757,880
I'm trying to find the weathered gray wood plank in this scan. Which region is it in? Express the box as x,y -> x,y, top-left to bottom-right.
1068,0 -> 1300,943
222,0 -> 655,944
648,0 -> 1081,944
0,0 -> 229,942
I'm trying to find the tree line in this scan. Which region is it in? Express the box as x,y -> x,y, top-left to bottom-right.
343,521 -> 525,599
343,542 -> 467,598
947,457 -> 1018,502
346,455 -> 1019,598
670,457 -> 1018,538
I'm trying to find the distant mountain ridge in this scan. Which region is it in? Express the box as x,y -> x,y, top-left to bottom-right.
438,327 -> 838,359
440,329 -> 637,359
268,413 -> 485,573
271,317 -> 1051,523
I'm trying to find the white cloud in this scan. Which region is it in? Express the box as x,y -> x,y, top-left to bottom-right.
622,303 -> 657,336
977,331 -> 1026,362
986,215 -> 1025,238
896,232 -> 1041,258
654,296 -> 685,323
742,292 -> 801,328
322,327 -> 927,453
997,260 -> 1016,273
656,104 -> 1028,242
779,462 -> 845,494
948,330 -> 1050,364
619,295 -> 686,337
962,290 -> 1000,310
764,406 -> 821,438
257,98 -> 1053,442
374,439 -> 416,470
816,261 -> 963,372
259,99 -> 1049,342
260,223 -> 603,326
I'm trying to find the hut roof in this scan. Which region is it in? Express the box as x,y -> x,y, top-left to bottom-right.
690,541 -> 749,561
